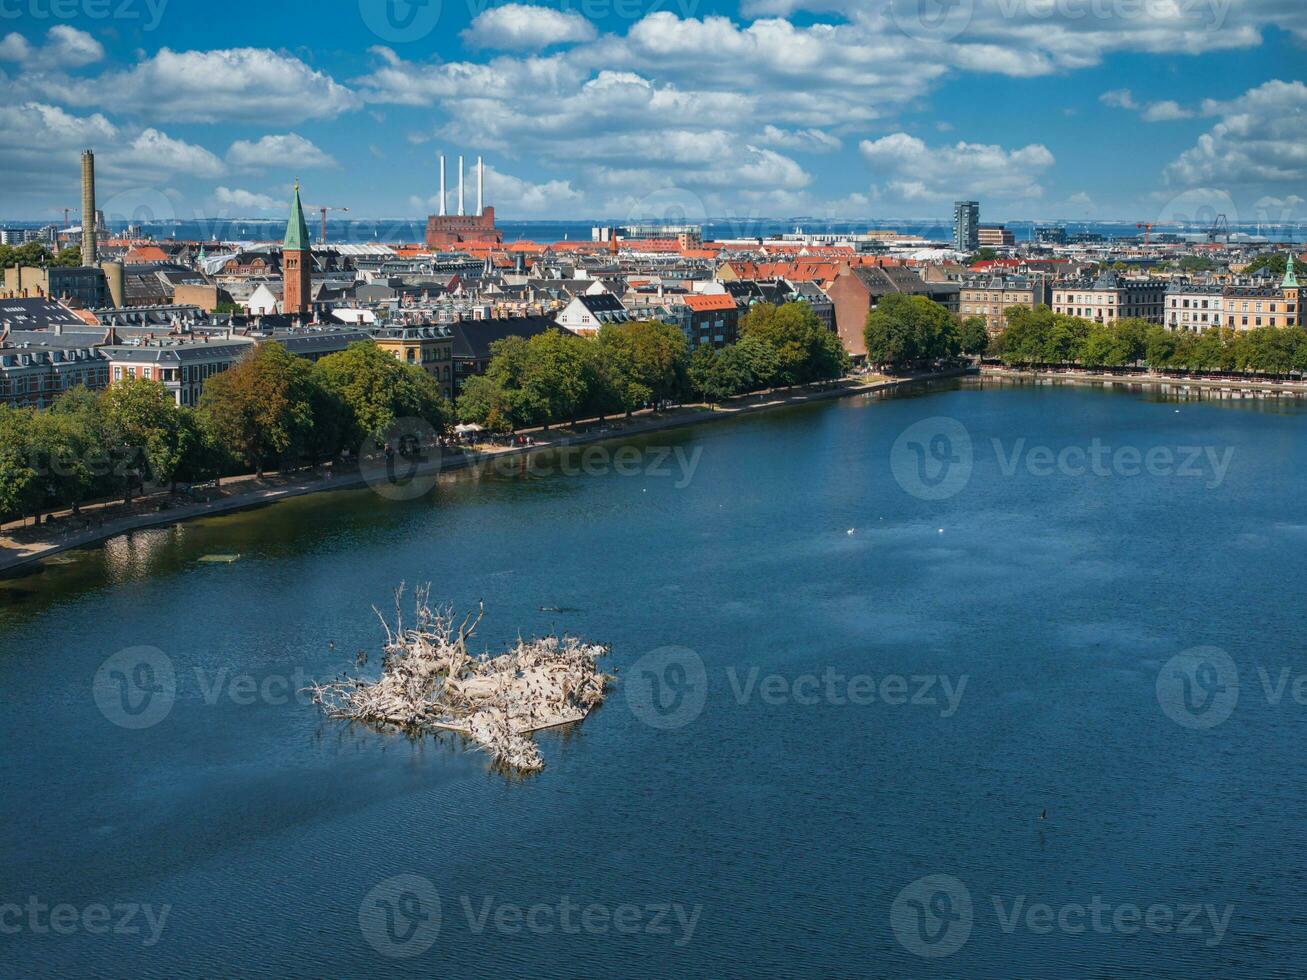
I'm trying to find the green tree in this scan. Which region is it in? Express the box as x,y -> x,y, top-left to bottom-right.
742,302 -> 848,384
0,406 -> 40,522
100,377 -> 189,494
863,294 -> 957,369
596,320 -> 689,413
521,329 -> 592,426
1243,253 -> 1288,279
314,342 -> 447,451
197,342 -> 318,476
959,316 -> 990,357
456,335 -> 537,431
688,344 -> 754,405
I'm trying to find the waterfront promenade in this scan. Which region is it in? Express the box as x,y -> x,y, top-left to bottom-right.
983,365 -> 1307,394
0,369 -> 961,575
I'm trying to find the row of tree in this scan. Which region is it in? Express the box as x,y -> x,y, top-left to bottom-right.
863,294 -> 989,369
456,303 -> 850,429
0,342 -> 450,523
0,242 -> 82,269
2,303 -> 850,520
992,305 -> 1307,374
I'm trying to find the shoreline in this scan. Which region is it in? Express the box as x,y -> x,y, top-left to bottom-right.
0,369 -> 966,576
980,366 -> 1307,395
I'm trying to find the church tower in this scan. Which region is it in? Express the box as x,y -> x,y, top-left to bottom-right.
1283,253 -> 1300,327
283,180 -> 312,317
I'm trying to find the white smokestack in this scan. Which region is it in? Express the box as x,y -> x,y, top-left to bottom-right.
458,155 -> 465,216
439,155 -> 447,217
477,156 -> 484,216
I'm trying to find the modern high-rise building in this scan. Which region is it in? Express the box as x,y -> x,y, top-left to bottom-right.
953,200 -> 979,253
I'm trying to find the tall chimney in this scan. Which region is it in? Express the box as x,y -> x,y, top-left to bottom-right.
477,156 -> 484,216
81,149 -> 97,266
439,154 -> 447,217
458,155 -> 465,217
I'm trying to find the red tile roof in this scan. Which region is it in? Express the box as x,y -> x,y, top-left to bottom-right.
682,294 -> 737,312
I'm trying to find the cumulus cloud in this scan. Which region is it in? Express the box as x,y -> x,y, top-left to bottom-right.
0,26 -> 104,69
756,125 -> 842,152
1165,79 -> 1307,187
213,186 -> 282,211
29,47 -> 359,123
125,128 -> 225,178
1101,88 -> 1194,121
0,102 -> 225,203
227,133 -> 337,170
462,5 -> 597,51
859,133 -> 1055,203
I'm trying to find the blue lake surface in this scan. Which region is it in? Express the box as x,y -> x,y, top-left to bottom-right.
2,378 -> 1305,978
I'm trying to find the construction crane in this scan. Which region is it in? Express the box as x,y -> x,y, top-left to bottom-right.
1207,214 -> 1229,244
1135,222 -> 1154,245
305,205 -> 350,245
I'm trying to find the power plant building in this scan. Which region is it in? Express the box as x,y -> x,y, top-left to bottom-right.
425,154 -> 502,248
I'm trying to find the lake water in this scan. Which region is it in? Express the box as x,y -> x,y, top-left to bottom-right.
2,378 -> 1306,978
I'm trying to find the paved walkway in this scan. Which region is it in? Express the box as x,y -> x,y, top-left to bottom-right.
984,366 -> 1307,393
0,370 -> 960,575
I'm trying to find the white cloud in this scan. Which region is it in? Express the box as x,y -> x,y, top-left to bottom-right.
859,133 -> 1055,203
31,47 -> 359,124
1101,88 -> 1194,121
0,102 -> 225,208
1165,79 -> 1307,187
125,128 -> 225,178
227,133 -> 337,170
756,125 -> 842,152
462,5 -> 597,51
213,186 -> 282,211
0,26 -> 103,69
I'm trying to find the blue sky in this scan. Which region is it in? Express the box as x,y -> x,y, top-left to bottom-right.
0,0 -> 1303,226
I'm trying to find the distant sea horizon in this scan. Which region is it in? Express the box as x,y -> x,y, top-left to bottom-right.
4,217 -> 1301,245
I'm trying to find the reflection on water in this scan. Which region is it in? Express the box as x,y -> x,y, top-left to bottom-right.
3,377 -> 1307,977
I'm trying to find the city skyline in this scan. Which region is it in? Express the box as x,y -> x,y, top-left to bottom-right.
0,1 -> 1304,226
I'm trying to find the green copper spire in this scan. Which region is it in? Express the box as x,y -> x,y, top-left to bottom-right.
284,179 -> 311,252
1283,252 -> 1298,289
